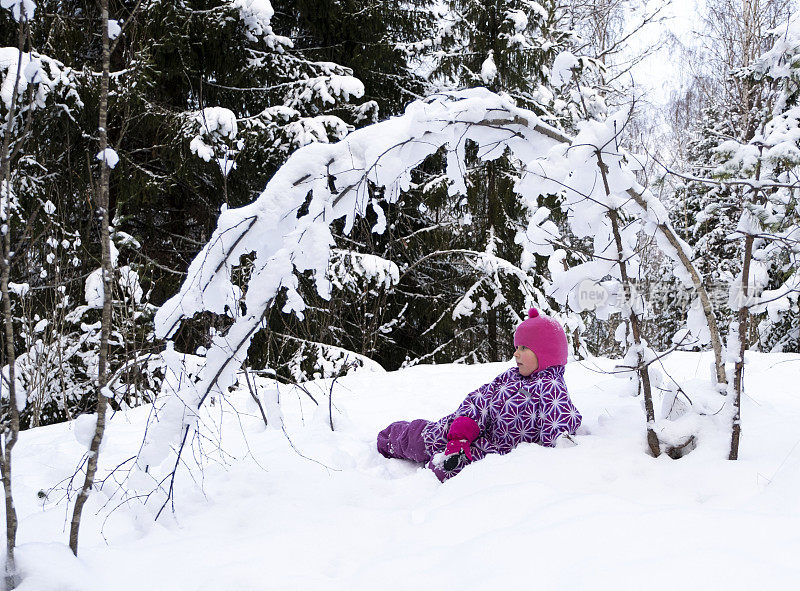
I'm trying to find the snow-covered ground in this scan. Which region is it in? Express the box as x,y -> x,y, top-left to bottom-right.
12,351 -> 800,590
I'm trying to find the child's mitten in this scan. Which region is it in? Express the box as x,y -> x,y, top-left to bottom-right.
442,416 -> 480,471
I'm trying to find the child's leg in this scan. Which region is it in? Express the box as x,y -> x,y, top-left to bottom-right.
377,419 -> 431,463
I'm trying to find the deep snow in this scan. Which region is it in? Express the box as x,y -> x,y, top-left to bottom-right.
10,351 -> 800,590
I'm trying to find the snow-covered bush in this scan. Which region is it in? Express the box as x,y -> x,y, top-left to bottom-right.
0,43 -> 83,428
2,226 -> 160,428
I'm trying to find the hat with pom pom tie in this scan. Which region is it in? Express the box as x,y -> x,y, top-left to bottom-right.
513,308 -> 568,371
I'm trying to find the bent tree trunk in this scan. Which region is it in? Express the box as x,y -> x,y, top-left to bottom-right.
624,186 -> 727,387
506,115 -> 727,386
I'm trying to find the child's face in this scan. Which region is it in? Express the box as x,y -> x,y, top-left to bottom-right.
513,345 -> 539,376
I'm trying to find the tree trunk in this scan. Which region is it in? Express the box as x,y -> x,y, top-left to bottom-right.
0,195 -> 20,591
597,152 -> 661,457
630,193 -> 727,386
0,17 -> 31,588
729,234 -> 753,460
486,161 -> 498,361
729,144 -> 764,460
69,0 -> 112,555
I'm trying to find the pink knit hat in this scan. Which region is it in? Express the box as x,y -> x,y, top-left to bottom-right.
513,308 -> 568,371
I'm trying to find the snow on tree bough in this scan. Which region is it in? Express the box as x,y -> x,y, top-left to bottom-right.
148,88 -> 726,502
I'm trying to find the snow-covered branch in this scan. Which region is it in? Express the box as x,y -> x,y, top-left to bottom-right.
150,86 -> 730,471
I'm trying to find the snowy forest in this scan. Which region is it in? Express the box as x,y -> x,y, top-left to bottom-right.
1,0 -> 799,589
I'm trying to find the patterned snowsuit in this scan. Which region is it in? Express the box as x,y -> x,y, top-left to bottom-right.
377,365 -> 581,481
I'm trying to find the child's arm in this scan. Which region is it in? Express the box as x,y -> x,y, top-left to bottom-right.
535,373 -> 582,447
430,422 -> 515,481
427,374 -> 499,447
425,374 -> 506,480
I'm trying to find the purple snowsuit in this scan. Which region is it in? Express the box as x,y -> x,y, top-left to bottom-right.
377,365 -> 581,481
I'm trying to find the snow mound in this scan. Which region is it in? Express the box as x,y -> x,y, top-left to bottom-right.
11,351 -> 800,590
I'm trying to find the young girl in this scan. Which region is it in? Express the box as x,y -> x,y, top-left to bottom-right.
377,308 -> 581,481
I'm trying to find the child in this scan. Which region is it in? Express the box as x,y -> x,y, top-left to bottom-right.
377,308 -> 581,481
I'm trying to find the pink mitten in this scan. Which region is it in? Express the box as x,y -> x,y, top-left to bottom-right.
443,416 -> 480,470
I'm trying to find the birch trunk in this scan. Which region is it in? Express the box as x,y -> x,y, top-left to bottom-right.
486,160 -> 498,361
729,158 -> 762,460
0,16 -> 31,588
69,0 -> 112,555
729,234 -> 753,460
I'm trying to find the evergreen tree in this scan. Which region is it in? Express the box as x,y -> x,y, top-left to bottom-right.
397,0 -> 581,363
1,0 -> 372,417
275,0 -> 434,120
